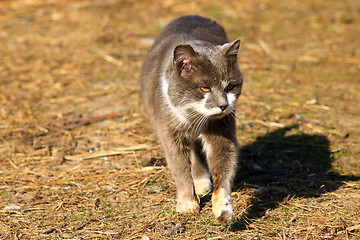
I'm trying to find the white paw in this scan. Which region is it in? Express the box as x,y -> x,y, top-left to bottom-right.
212,188 -> 233,225
194,178 -> 212,196
176,200 -> 200,213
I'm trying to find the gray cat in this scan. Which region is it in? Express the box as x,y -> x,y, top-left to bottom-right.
140,15 -> 243,225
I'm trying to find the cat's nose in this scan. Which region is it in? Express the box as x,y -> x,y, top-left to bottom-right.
219,104 -> 228,112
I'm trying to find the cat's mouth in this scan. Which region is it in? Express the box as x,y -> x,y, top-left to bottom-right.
210,111 -> 231,119
208,107 -> 234,119
186,106 -> 233,125
185,109 -> 233,134
189,110 -> 230,121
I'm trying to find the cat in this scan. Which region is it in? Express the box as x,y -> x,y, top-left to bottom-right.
140,15 -> 243,225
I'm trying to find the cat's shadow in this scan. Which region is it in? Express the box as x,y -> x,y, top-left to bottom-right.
230,124 -> 359,231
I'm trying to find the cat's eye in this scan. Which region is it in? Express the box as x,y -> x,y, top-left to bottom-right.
225,84 -> 236,92
199,86 -> 211,92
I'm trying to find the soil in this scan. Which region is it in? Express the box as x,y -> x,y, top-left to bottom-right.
1,0 -> 360,239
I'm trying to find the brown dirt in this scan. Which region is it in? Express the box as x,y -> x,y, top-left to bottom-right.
1,0 -> 360,239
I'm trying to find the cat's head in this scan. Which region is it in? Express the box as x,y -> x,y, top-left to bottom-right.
167,39 -> 243,121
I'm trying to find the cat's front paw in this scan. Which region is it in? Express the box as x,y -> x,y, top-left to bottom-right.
176,200 -> 200,213
194,178 -> 212,197
212,188 -> 233,225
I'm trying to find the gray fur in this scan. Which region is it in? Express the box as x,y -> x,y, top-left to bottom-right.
140,15 -> 243,225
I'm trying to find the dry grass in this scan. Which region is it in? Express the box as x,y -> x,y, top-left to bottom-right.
1,0 -> 360,239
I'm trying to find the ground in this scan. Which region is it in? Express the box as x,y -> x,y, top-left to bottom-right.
1,0 -> 360,239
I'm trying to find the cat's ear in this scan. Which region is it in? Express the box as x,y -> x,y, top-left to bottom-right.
173,45 -> 198,78
222,39 -> 241,60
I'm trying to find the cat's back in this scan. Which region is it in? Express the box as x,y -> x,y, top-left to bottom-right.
145,15 -> 229,68
157,15 -> 229,45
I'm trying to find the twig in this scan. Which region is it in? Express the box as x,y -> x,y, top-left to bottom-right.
257,39 -> 272,56
310,54 -> 360,65
75,217 -> 102,231
17,166 -> 164,190
39,228 -> 62,238
185,234 -> 207,240
257,39 -> 276,60
92,48 -> 123,66
64,144 -> 149,161
8,158 -> 19,169
55,113 -> 120,131
35,113 -> 121,137
71,227 -> 83,239
253,119 -> 285,128
40,228 -> 57,235
295,114 -> 334,128
288,214 -> 297,223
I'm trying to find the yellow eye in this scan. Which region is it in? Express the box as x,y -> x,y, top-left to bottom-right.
200,86 -> 211,92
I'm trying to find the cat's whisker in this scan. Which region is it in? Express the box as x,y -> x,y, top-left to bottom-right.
237,109 -> 250,124
196,114 -> 208,134
233,111 -> 251,131
231,112 -> 243,132
187,117 -> 198,134
188,111 -> 199,119
235,112 -> 249,128
193,115 -> 203,135
236,108 -> 249,119
190,113 -> 206,135
194,115 -> 206,135
186,111 -> 202,135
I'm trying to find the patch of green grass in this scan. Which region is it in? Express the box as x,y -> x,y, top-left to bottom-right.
71,213 -> 83,221
204,4 -> 229,20
338,13 -> 354,24
331,150 -> 348,157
